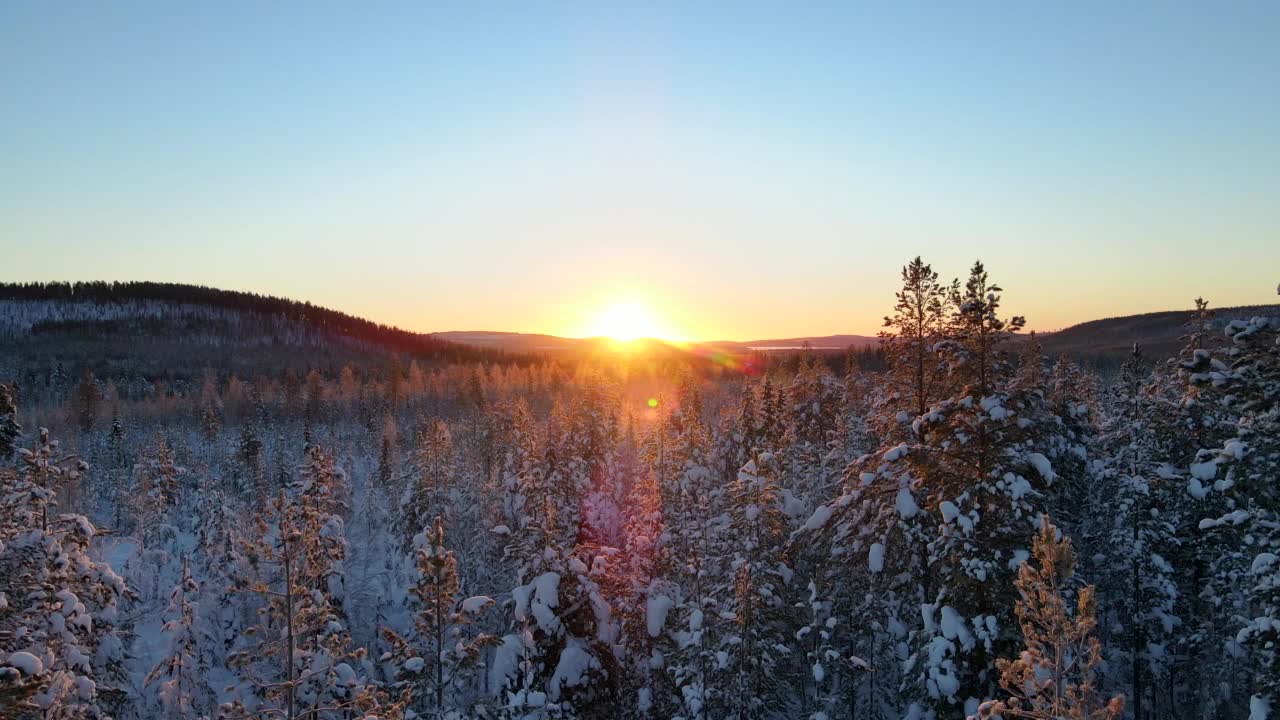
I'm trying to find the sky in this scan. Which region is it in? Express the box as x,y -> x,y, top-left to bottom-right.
2,2 -> 1278,341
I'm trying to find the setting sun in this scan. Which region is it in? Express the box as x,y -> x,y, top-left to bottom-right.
588,302 -> 665,342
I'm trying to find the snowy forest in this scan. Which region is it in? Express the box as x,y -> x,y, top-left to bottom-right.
1,259 -> 1277,720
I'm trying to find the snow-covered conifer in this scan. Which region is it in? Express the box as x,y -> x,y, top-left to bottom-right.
401,419 -> 454,550
878,256 -> 955,435
134,434 -> 186,544
226,481 -> 401,719
975,517 -> 1124,720
1094,345 -> 1181,717
495,500 -> 617,718
383,516 -> 497,717
840,261 -> 1059,715
721,453 -> 794,719
1188,300 -> 1280,714
0,381 -> 20,460
146,557 -> 213,717
0,428 -> 128,719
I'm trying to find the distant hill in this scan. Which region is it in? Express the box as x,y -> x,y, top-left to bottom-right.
441,304 -> 1280,370
0,282 -> 526,396
1032,302 -> 1280,368
435,331 -> 585,353
706,334 -> 879,351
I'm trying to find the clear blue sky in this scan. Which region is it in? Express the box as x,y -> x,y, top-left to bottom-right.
2,2 -> 1277,339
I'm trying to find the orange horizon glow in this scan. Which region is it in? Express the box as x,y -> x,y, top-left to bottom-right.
584,302 -> 667,342
565,294 -> 695,343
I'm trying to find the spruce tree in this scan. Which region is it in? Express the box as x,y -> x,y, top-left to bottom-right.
402,419 -> 455,550
0,428 -> 128,719
1095,345 -> 1181,717
0,381 -> 22,460
1044,352 -> 1096,539
1190,303 -> 1280,714
495,500 -> 617,719
759,372 -> 786,453
238,425 -> 265,502
1165,298 -> 1243,717
75,370 -> 98,434
135,434 -> 185,543
200,373 -> 223,444
146,557 -> 213,717
645,378 -> 724,720
712,382 -> 758,487
721,452 -> 793,719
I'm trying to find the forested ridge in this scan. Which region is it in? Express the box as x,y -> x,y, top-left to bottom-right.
0,260 -> 1277,719
0,280 -> 520,363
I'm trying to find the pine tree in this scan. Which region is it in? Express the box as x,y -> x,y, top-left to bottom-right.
382,516 -> 497,718
879,256 -> 954,433
798,259 -> 963,719
975,517 -> 1124,720
838,260 -> 1057,715
611,459 -> 674,718
227,478 -> 401,719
